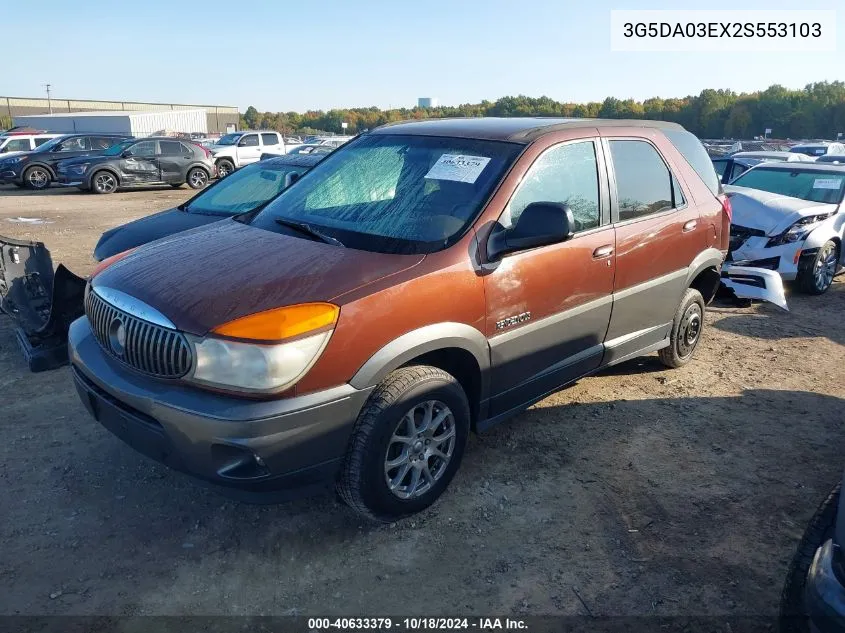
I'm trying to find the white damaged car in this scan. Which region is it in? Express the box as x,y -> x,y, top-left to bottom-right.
724,162 -> 845,295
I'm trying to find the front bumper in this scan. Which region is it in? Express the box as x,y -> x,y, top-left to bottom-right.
805,539 -> 845,633
729,236 -> 802,280
0,169 -> 21,184
68,317 -> 372,499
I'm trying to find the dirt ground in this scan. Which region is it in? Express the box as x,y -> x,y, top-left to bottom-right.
0,184 -> 843,620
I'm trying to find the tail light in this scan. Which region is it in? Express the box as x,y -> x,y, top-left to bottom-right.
719,194 -> 732,222
190,142 -> 212,159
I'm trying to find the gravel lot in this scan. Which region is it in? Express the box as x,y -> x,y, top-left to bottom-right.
0,184 -> 843,620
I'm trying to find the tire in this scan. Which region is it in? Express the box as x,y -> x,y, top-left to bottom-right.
186,167 -> 209,189
91,170 -> 118,194
658,287 -> 705,369
779,483 -> 840,633
337,365 -> 470,521
797,240 -> 839,295
23,165 -> 51,190
216,159 -> 235,178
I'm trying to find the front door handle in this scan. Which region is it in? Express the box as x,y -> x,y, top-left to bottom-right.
683,219 -> 697,232
592,245 -> 614,259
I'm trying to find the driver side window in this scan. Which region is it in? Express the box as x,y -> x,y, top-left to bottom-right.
502,140 -> 600,232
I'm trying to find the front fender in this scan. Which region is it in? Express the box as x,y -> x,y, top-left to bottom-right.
801,216 -> 845,252
349,322 -> 490,393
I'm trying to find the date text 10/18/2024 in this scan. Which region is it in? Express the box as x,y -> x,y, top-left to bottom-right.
307,618 -> 529,631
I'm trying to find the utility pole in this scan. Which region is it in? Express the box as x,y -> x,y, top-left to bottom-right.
44,84 -> 52,114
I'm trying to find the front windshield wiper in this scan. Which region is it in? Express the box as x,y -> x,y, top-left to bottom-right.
274,217 -> 344,247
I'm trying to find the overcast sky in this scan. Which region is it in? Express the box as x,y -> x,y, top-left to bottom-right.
4,0 -> 842,112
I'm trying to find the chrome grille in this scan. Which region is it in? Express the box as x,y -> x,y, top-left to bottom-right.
85,289 -> 191,378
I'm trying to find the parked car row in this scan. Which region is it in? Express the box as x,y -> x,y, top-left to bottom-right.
0,129 -> 347,192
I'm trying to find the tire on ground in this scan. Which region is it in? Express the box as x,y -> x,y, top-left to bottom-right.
779,483 -> 840,633
658,287 -> 706,369
337,365 -> 470,522
797,240 -> 839,295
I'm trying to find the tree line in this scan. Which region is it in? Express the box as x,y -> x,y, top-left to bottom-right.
241,81 -> 845,140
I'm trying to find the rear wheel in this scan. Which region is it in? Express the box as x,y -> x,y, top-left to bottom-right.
337,366 -> 470,522
216,159 -> 235,178
91,170 -> 118,194
658,288 -> 705,369
187,167 -> 209,189
797,240 -> 839,295
23,166 -> 51,190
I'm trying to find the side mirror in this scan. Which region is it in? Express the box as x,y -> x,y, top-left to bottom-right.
488,201 -> 575,260
121,150 -> 133,158
284,172 -> 301,188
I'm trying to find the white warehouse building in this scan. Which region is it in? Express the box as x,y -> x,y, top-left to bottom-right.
13,109 -> 208,137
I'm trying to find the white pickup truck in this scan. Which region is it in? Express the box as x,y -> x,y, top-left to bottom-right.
208,131 -> 290,177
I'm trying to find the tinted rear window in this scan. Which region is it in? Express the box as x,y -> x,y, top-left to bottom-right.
663,129 -> 720,196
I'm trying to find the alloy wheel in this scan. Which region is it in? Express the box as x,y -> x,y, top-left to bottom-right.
384,400 -> 456,500
189,170 -> 208,188
814,243 -> 838,292
94,173 -> 117,193
27,168 -> 49,189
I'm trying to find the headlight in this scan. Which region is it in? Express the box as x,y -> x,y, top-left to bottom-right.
186,303 -> 339,393
768,214 -> 831,246
69,163 -> 90,174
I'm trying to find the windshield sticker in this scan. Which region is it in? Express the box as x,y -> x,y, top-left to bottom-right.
425,154 -> 491,184
813,178 -> 843,189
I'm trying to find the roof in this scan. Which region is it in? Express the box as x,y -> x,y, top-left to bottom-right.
373,117 -> 684,143
732,151 -> 795,159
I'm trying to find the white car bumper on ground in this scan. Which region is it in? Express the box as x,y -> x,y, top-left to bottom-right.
721,264 -> 789,311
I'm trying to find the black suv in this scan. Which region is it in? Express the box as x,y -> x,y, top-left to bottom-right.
55,137 -> 216,194
0,134 -> 129,190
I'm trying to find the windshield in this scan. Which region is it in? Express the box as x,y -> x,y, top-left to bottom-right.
731,167 -> 845,204
186,161 -> 308,216
215,133 -> 242,146
102,140 -> 135,156
250,134 -> 522,254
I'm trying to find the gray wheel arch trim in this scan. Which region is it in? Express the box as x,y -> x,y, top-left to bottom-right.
349,322 -> 490,391
684,247 -> 724,287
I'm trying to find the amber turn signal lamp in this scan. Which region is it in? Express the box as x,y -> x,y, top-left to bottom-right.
91,248 -> 135,278
212,303 -> 340,341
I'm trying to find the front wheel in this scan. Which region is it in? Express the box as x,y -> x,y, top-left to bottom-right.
91,170 -> 118,194
797,241 -> 839,295
658,287 -> 705,369
337,365 -> 470,521
186,167 -> 209,189
23,166 -> 51,190
215,159 -> 235,178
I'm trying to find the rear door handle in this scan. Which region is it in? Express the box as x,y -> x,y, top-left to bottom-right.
683,220 -> 697,232
592,245 -> 614,259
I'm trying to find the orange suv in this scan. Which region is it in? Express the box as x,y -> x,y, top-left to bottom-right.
68,118 -> 730,520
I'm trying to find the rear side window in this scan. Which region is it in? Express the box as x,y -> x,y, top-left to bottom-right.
159,141 -> 184,155
90,136 -> 121,151
610,140 -> 676,222
34,137 -> 53,147
261,133 -> 279,146
663,128 -> 720,196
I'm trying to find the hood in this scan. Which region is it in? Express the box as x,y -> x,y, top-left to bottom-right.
93,208 -> 225,262
208,144 -> 234,154
92,219 -> 425,335
0,150 -> 31,162
724,186 -> 839,235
